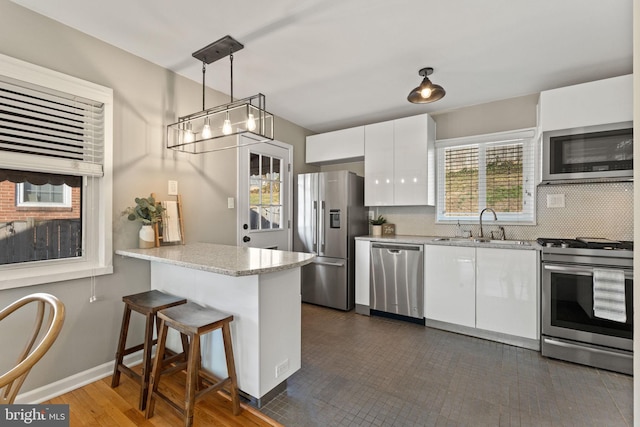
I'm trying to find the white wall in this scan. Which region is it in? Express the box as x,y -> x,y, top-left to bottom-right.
0,1 -> 312,395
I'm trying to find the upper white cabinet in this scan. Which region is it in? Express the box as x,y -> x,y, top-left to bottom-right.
539,74 -> 632,132
475,248 -> 538,340
306,126 -> 364,164
363,121 -> 394,205
364,114 -> 435,206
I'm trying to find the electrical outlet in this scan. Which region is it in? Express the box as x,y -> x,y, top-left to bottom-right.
275,359 -> 289,378
227,197 -> 235,209
547,194 -> 565,208
168,180 -> 179,196
368,210 -> 375,220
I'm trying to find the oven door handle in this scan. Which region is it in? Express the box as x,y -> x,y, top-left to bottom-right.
543,338 -> 633,360
544,264 -> 633,279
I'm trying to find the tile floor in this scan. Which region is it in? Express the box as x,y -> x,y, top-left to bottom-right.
261,304 -> 633,427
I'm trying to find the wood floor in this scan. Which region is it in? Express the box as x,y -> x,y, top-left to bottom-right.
43,368 -> 282,427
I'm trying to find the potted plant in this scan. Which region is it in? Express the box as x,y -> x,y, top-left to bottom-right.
124,195 -> 165,248
370,215 -> 386,237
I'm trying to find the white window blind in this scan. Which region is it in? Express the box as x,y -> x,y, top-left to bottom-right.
0,52 -> 113,289
436,129 -> 536,224
0,78 -> 104,177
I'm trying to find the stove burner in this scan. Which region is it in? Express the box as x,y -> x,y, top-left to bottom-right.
537,237 -> 634,251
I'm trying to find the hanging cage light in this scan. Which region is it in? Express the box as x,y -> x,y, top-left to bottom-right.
407,67 -> 446,104
167,35 -> 274,153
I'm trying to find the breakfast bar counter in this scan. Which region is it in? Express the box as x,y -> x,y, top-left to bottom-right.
116,243 -> 315,406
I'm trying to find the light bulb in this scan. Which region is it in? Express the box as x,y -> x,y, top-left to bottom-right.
222,119 -> 232,135
247,113 -> 257,131
420,87 -> 432,98
201,117 -> 212,139
183,122 -> 195,143
222,112 -> 232,135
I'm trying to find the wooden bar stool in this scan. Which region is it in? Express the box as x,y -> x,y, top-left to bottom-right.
145,302 -> 241,427
111,290 -> 187,411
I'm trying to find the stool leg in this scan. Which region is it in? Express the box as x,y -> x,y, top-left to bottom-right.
221,324 -> 241,416
139,312 -> 155,411
181,333 -> 190,364
145,319 -> 168,420
184,333 -> 200,427
111,304 -> 132,388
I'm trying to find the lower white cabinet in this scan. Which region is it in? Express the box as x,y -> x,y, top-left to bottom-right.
355,240 -> 370,312
424,244 -> 538,341
476,248 -> 538,339
424,245 -> 475,328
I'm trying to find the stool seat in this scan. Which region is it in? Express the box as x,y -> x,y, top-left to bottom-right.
111,290 -> 187,411
146,302 -> 241,427
158,302 -> 234,335
124,290 -> 188,313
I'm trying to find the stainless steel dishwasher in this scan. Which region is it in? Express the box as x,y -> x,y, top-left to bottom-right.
370,243 -> 424,322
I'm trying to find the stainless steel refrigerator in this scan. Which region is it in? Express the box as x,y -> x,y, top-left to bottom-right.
294,171 -> 367,311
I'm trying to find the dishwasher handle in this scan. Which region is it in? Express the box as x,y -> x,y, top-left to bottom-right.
371,243 -> 423,252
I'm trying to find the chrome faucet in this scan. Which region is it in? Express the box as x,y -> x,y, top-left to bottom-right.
478,208 -> 497,238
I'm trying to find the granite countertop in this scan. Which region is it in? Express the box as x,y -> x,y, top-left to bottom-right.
116,242 -> 316,277
355,234 -> 539,250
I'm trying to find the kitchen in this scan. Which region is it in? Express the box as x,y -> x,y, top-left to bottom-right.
0,1 -> 637,426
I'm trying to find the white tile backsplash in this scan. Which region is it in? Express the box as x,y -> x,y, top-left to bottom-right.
370,182 -> 633,241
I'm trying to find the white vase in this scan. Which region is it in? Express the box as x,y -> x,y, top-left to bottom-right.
371,225 -> 382,237
138,224 -> 155,248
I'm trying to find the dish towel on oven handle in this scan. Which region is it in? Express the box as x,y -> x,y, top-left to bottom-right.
593,268 -> 626,323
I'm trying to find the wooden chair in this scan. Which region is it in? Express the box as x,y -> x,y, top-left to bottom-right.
0,293 -> 65,404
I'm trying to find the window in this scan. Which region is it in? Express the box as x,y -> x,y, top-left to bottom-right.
249,152 -> 282,230
436,129 -> 536,224
0,53 -> 113,289
16,182 -> 72,207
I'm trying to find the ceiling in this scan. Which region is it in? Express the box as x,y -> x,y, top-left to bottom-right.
11,0 -> 633,134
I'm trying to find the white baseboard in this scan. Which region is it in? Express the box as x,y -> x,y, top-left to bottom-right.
15,351 -> 143,404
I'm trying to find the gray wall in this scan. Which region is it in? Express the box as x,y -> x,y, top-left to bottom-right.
431,94 -> 539,139
0,1 -> 312,395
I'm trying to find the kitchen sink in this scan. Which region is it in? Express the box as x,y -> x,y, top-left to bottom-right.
474,239 -> 530,246
431,237 -> 530,246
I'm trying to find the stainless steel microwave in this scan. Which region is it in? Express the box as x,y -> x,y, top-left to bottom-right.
542,121 -> 633,184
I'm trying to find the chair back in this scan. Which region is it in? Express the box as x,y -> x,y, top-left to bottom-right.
0,293 -> 65,404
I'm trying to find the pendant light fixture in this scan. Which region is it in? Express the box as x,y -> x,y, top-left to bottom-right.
407,67 -> 446,104
167,35 -> 274,153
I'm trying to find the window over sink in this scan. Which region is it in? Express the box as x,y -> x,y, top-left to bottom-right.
435,128 -> 536,224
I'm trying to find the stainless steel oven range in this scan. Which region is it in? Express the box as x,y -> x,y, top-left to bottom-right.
538,237 -> 633,375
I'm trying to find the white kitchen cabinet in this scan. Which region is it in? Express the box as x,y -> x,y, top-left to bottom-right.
355,239 -> 370,314
476,247 -> 538,339
364,121 -> 394,205
306,126 -> 364,164
538,74 -> 632,132
364,114 -> 435,206
424,245 -> 475,328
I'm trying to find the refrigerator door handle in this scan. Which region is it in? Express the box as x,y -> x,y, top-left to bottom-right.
320,200 -> 326,254
312,200 -> 318,252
